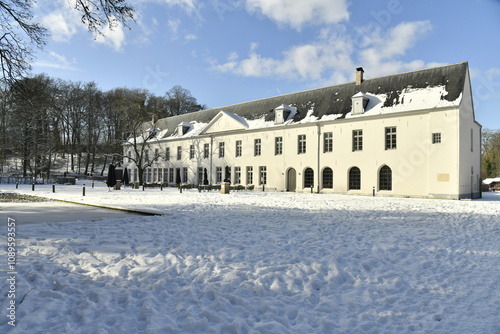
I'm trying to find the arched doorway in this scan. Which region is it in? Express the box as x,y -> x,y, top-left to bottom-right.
322,167 -> 333,189
379,165 -> 392,191
287,168 -> 296,192
304,168 -> 314,188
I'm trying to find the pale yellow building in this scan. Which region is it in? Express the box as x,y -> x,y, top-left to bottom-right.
124,62 -> 482,199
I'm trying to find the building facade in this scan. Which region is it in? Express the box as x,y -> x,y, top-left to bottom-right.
124,62 -> 482,199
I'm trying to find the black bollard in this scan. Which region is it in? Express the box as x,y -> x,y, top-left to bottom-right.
83,184 -> 86,196
32,183 -> 35,191
52,184 -> 55,193
16,182 -> 18,189
373,186 -> 375,197
92,181 -> 94,188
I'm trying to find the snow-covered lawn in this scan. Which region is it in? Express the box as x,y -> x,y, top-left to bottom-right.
1,183 -> 499,333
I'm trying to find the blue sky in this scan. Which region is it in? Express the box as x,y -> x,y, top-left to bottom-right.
32,0 -> 500,129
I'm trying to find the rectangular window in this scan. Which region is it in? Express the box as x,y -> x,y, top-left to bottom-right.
254,139 -> 261,156
323,132 -> 333,153
155,148 -> 159,159
275,137 -> 283,155
204,143 -> 209,159
216,167 -> 222,183
259,166 -> 267,185
168,168 -> 174,183
177,146 -> 182,160
353,130 -> 363,151
147,168 -> 152,183
153,168 -> 157,183
219,142 -> 225,158
385,127 -> 397,150
234,167 -> 241,184
247,166 -> 253,185
134,168 -> 138,182
236,140 -> 242,157
183,167 -> 188,183
197,167 -> 204,185
145,149 -> 149,162
432,133 -> 441,144
189,145 -> 195,159
298,135 -> 306,154
163,168 -> 168,184
165,147 -> 170,161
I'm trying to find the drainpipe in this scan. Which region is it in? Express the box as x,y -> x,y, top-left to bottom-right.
317,124 -> 321,194
210,135 -> 214,185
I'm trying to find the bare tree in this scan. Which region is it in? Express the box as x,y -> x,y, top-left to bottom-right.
0,0 -> 134,85
165,85 -> 204,116
0,0 -> 48,85
116,89 -> 162,185
482,128 -> 500,178
8,74 -> 54,177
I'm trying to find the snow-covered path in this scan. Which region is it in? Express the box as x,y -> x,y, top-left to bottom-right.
1,184 -> 499,333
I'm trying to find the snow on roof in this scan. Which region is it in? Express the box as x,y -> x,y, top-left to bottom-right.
346,85 -> 462,119
178,121 -> 192,127
131,62 -> 469,142
483,177 -> 500,185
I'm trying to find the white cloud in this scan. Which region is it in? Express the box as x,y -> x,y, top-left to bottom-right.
94,20 -> 127,51
245,0 -> 349,30
155,0 -> 197,12
34,51 -> 79,71
211,21 -> 434,85
38,1 -> 82,42
358,21 -> 432,76
36,0 -> 129,51
212,33 -> 354,81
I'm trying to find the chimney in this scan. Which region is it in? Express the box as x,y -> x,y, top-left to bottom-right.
356,67 -> 364,85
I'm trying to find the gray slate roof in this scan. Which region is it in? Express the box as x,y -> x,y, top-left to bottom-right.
154,62 -> 468,137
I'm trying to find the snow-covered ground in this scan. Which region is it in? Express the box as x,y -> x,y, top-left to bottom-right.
1,183 -> 499,333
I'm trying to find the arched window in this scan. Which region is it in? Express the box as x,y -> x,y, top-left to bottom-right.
349,167 -> 361,190
304,168 -> 314,188
322,168 -> 333,189
379,165 -> 392,191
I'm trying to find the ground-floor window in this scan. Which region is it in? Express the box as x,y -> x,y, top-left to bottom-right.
175,168 -> 181,184
349,167 -> 361,190
216,167 -> 222,183
183,167 -> 188,183
247,166 -> 253,184
304,168 -> 314,188
197,167 -> 204,185
323,168 -> 333,189
259,166 -> 267,185
379,165 -> 392,191
134,168 -> 138,183
163,168 -> 168,184
169,168 -> 174,183
234,167 -> 241,184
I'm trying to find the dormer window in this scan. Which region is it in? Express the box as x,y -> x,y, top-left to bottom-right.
146,128 -> 157,140
274,104 -> 293,125
352,92 -> 369,115
177,122 -> 192,136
